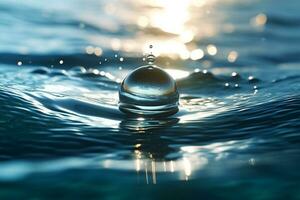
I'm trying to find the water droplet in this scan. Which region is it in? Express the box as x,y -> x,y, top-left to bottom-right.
234,84 -> 239,88
146,54 -> 156,64
59,60 -> 64,64
119,65 -> 179,117
17,61 -> 22,66
225,83 -> 230,87
120,57 -> 124,62
231,72 -> 238,77
248,75 -> 259,83
144,45 -> 156,64
194,68 -> 200,73
231,71 -> 241,80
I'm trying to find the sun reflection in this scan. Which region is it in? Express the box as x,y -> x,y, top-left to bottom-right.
227,50 -> 238,63
84,0 -> 222,59
165,69 -> 190,80
251,13 -> 267,27
190,49 -> 204,60
134,0 -> 218,58
147,0 -> 191,35
183,157 -> 192,179
111,38 -> 121,51
206,44 -> 217,55
82,0 -> 224,59
92,139 -> 245,184
170,160 -> 175,173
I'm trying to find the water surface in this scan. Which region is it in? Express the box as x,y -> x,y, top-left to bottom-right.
0,0 -> 300,199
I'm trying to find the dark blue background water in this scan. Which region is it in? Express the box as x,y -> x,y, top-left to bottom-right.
0,0 -> 300,199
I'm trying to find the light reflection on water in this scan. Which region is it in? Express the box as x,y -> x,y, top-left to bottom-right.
83,0 -> 223,60
0,0 -> 300,198
0,139 -> 255,184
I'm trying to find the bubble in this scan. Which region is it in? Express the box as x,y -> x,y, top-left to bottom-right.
119,65 -> 179,117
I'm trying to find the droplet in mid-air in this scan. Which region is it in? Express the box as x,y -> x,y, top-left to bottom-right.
146,54 -> 156,64
119,49 -> 179,117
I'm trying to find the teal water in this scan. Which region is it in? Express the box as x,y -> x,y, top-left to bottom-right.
0,0 -> 300,199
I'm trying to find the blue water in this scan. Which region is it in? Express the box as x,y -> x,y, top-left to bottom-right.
0,0 -> 300,199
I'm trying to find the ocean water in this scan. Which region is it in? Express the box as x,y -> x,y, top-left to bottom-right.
0,0 -> 300,199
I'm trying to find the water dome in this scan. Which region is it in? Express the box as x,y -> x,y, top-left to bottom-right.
118,49 -> 179,117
